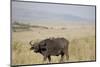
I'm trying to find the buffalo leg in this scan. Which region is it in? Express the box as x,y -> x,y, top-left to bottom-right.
43,56 -> 47,62
65,49 -> 69,60
60,51 -> 64,62
48,55 -> 51,62
66,54 -> 69,60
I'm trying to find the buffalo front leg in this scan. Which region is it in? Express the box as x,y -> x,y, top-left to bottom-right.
48,55 -> 51,62
43,55 -> 48,64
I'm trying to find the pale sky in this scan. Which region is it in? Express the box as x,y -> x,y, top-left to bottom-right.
12,1 -> 95,24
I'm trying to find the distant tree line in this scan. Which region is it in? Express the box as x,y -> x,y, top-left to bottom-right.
12,21 -> 31,32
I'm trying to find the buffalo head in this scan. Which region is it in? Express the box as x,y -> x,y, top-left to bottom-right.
29,40 -> 40,53
29,40 -> 47,53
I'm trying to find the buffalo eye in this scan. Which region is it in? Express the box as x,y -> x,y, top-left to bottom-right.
41,48 -> 47,51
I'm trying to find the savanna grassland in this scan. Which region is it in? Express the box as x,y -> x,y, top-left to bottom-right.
12,22 -> 96,65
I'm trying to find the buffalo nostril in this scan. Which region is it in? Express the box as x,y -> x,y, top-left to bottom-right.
30,47 -> 34,50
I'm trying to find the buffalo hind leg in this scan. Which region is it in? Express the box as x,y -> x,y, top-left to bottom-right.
66,54 -> 69,60
65,49 -> 69,60
60,51 -> 64,63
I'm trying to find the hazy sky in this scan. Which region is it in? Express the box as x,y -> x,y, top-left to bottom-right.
12,1 -> 95,24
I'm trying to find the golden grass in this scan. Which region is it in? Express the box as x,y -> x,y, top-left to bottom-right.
12,24 -> 95,65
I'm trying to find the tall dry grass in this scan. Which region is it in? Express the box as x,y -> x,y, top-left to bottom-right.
12,24 -> 95,65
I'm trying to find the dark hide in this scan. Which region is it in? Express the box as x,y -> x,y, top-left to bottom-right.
29,38 -> 69,62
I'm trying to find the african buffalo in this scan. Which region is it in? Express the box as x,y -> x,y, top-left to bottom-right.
29,38 -> 69,62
